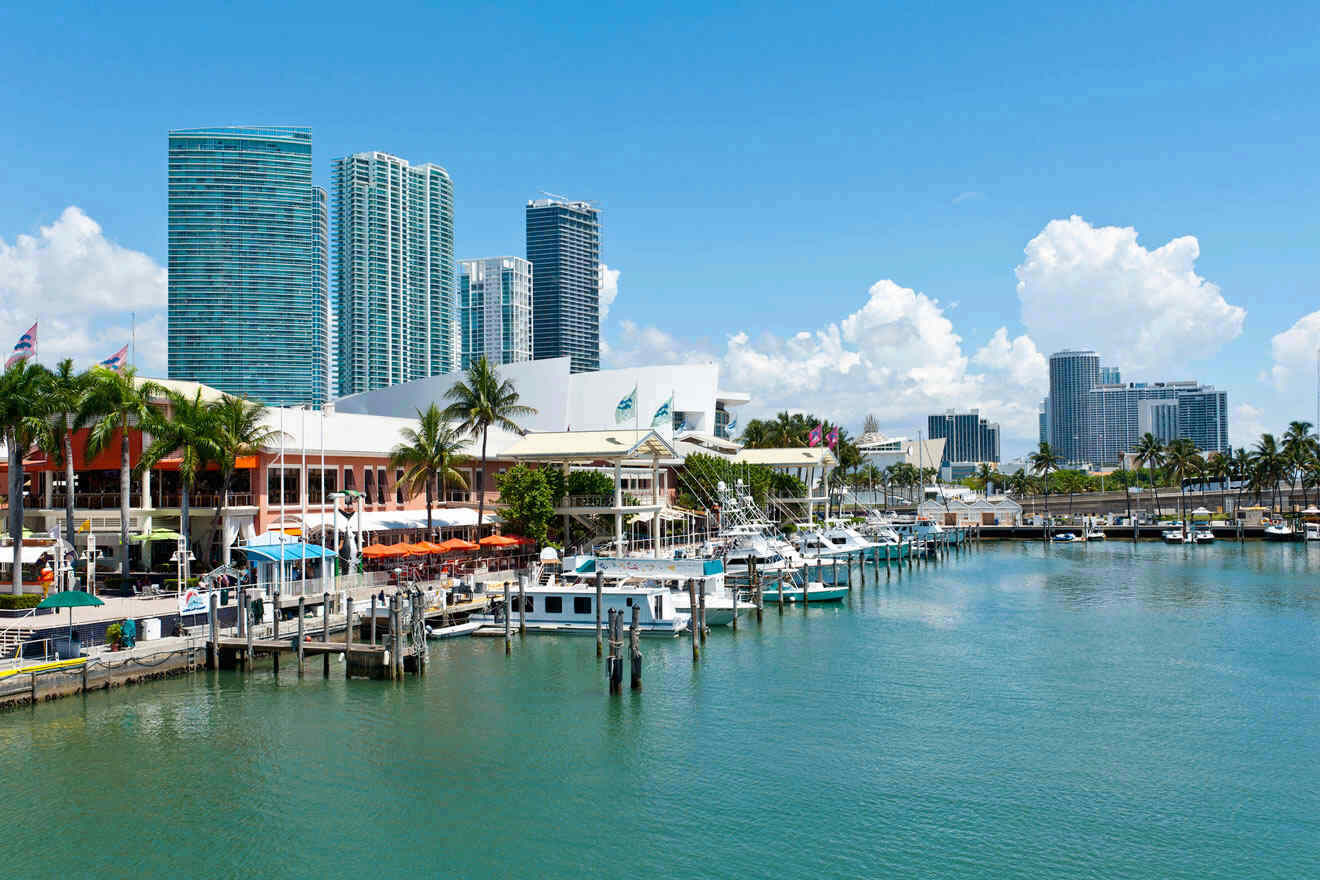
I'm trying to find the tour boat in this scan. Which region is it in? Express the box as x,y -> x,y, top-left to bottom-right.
471,580 -> 690,637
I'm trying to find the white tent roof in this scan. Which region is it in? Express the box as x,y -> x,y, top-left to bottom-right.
502,429 -> 677,462
300,508 -> 493,532
733,447 -> 836,468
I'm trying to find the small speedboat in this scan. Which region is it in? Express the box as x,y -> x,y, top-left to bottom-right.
1162,527 -> 1190,544
1086,527 -> 1106,541
1263,521 -> 1295,541
1051,532 -> 1079,543
1193,529 -> 1215,544
1306,522 -> 1320,542
758,580 -> 848,603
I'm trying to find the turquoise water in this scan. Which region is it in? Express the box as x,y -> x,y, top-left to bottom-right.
3,542 -> 1318,878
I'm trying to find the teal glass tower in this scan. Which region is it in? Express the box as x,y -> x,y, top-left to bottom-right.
333,152 -> 456,396
167,127 -> 328,404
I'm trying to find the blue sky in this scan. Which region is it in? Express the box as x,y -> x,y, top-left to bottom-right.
2,0 -> 1318,455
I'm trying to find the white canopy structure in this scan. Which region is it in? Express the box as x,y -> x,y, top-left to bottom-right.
732,447 -> 836,523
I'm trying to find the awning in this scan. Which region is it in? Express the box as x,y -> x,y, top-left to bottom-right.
238,542 -> 336,563
300,507 -> 496,532
1,546 -> 50,565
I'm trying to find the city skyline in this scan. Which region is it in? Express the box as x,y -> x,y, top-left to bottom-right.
3,2 -> 1319,454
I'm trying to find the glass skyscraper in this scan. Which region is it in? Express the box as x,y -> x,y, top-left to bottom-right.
333,152 -> 456,396
459,257 -> 533,369
1047,349 -> 1101,464
526,198 -> 600,373
927,410 -> 1001,464
1089,381 -> 1229,465
167,126 -> 328,404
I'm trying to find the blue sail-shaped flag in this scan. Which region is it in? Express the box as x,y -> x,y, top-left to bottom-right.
615,385 -> 637,424
651,393 -> 673,428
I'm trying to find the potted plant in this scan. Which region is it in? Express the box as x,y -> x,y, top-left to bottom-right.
104,622 -> 123,651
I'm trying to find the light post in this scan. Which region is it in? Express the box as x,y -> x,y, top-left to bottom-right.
328,491 -> 345,594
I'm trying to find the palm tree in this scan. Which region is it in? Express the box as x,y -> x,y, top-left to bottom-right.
137,389 -> 219,581
1029,442 -> 1061,534
23,359 -> 88,554
1252,434 -> 1283,511
1282,421 -> 1314,510
1163,439 -> 1202,529
1133,433 -> 1165,519
391,404 -> 469,538
82,367 -> 166,580
210,395 -> 282,566
1231,447 -> 1252,513
0,361 -> 47,594
975,462 -> 997,494
442,357 -> 537,527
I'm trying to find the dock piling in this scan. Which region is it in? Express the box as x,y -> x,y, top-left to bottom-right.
321,591 -> 331,678
595,572 -> 603,658
699,583 -> 707,641
688,578 -> 700,662
271,590 -> 280,676
503,581 -> 512,656
207,593 -> 219,670
245,593 -> 253,673
345,597 -> 354,680
370,594 -> 377,644
518,575 -> 527,636
297,596 -> 305,676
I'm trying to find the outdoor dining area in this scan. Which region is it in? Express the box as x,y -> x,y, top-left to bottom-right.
358,534 -> 538,583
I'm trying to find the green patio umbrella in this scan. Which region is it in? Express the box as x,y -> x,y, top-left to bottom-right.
37,590 -> 105,644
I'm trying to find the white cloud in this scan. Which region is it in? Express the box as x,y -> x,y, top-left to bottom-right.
1268,309 -> 1320,392
605,279 -> 1048,441
0,207 -> 166,373
1014,215 -> 1245,374
599,263 -> 620,322
1231,403 -> 1268,447
952,191 -> 984,205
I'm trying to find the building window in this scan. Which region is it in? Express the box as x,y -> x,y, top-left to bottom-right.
377,467 -> 387,505
362,468 -> 374,504
343,467 -> 355,492
266,467 -> 299,506
544,596 -> 563,614
573,597 -> 592,614
395,468 -> 404,504
309,467 -> 338,503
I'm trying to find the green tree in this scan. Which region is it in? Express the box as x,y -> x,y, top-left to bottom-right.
1134,433 -> 1165,518
1029,442 -> 1061,530
1252,433 -> 1283,511
137,389 -> 220,579
0,361 -> 47,594
495,464 -> 555,543
1163,438 -> 1203,527
390,404 -> 469,538
210,395 -> 282,565
23,359 -> 89,553
442,357 -> 537,527
81,367 -> 166,580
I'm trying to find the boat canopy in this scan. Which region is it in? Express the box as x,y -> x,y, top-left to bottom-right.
240,542 -> 336,563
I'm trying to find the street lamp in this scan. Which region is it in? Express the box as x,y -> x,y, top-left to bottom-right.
328,491 -> 346,594
170,534 -> 195,598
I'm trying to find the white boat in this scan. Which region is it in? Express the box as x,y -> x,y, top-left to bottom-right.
1193,528 -> 1216,544
1305,522 -> 1320,542
558,555 -> 751,628
1086,527 -> 1106,541
471,580 -> 690,637
793,525 -> 876,559
1162,527 -> 1189,544
1051,532 -> 1079,543
1263,521 -> 1295,541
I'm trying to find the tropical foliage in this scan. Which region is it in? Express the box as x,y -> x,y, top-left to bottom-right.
494,464 -> 556,544
390,404 -> 469,537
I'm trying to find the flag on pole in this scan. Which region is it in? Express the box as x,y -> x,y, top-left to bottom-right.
99,344 -> 129,371
826,427 -> 839,449
808,423 -> 823,447
5,322 -> 36,369
615,385 -> 637,424
651,393 -> 673,428
725,410 -> 737,434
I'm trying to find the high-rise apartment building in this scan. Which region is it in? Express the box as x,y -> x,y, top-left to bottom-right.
459,257 -> 533,368
1047,349 -> 1100,464
927,410 -> 1000,465
333,152 -> 456,396
526,198 -> 600,373
167,126 -> 328,405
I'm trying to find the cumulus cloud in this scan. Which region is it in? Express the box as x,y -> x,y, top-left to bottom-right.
1231,403 -> 1269,447
605,279 -> 1048,440
952,191 -> 984,205
599,263 -> 620,322
1015,215 -> 1245,373
0,207 -> 166,372
1268,309 -> 1320,391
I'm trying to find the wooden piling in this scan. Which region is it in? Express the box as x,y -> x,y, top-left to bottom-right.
518,575 -> 527,636
608,609 -> 623,694
688,578 -> 700,662
245,595 -> 254,672
595,571 -> 604,658
629,603 -> 642,690
393,595 -> 403,680
777,573 -> 784,614
503,581 -> 512,655
296,596 -> 305,676
370,594 -> 377,644
207,592 -> 219,670
698,582 -> 708,641
321,591 -> 331,678
271,590 -> 280,676
345,597 -> 354,680
752,559 -> 763,623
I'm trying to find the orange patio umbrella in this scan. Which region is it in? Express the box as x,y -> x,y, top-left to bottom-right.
392,542 -> 431,557
437,537 -> 479,553
479,534 -> 520,548
362,544 -> 406,559
415,541 -> 447,554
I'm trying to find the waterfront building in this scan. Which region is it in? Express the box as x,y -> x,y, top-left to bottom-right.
1047,349 -> 1100,465
856,433 -> 947,473
334,152 -> 457,396
459,257 -> 533,368
167,126 -> 329,405
1088,381 -> 1229,465
927,409 -> 1000,465
526,198 -> 600,373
